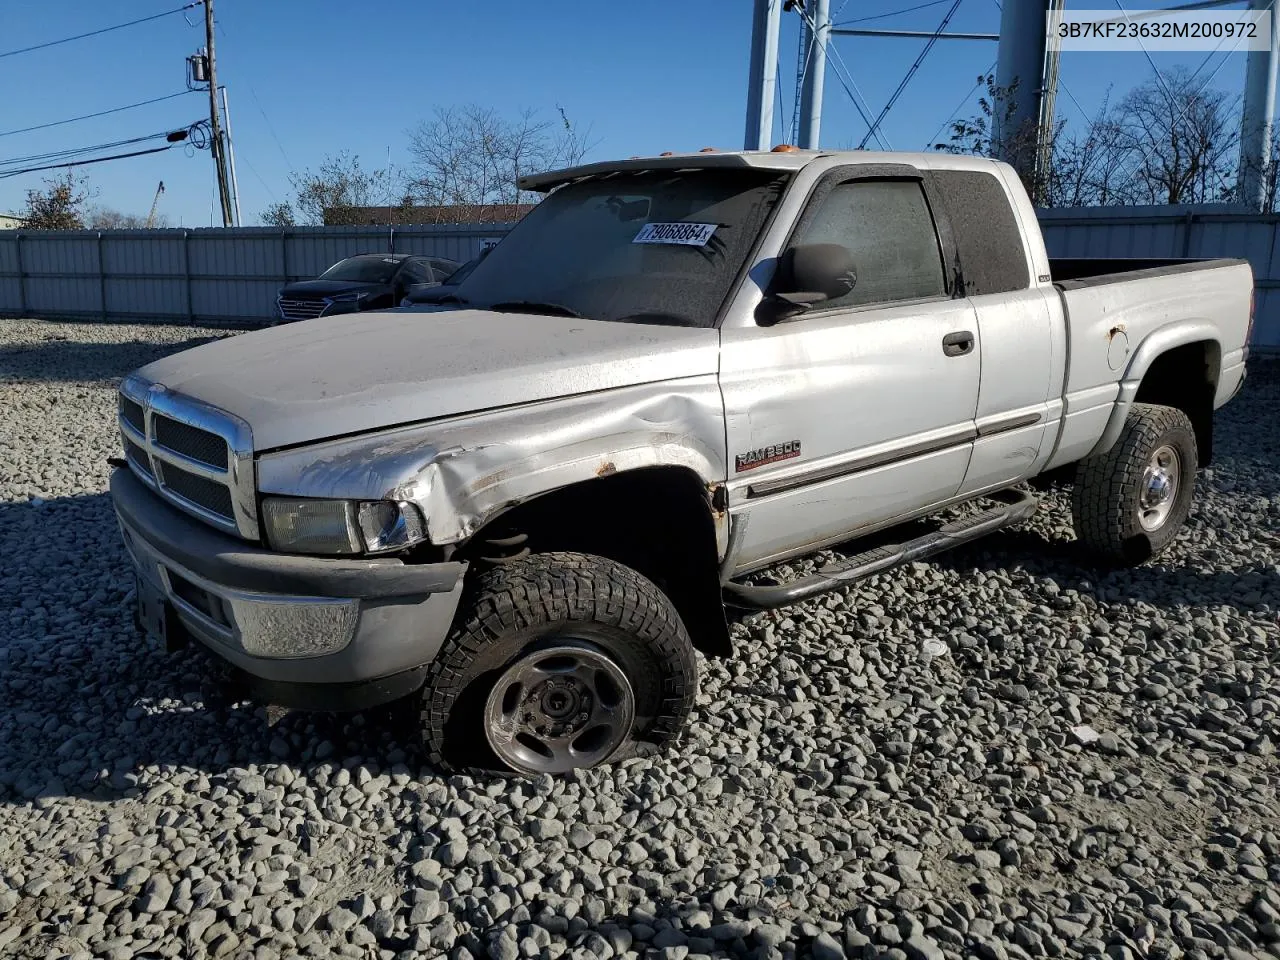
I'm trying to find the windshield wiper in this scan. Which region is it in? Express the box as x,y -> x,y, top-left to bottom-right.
486,300 -> 583,318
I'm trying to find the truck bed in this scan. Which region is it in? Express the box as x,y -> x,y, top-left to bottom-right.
1043,256 -> 1254,472
1049,256 -> 1247,285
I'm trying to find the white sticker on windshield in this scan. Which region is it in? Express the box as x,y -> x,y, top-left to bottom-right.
633,222 -> 718,246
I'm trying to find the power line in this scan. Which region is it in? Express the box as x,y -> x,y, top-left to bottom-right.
0,3 -> 201,61
923,61 -> 996,148
215,18 -> 295,177
0,91 -> 193,139
775,57 -> 790,144
859,0 -> 964,148
836,0 -> 952,26
793,2 -> 892,148
0,130 -> 183,169
0,146 -> 176,180
827,46 -> 893,148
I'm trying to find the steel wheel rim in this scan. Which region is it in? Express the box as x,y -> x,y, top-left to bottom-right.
1137,444 -> 1180,532
483,640 -> 635,775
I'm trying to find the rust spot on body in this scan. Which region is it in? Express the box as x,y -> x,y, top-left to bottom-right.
597,461 -> 617,477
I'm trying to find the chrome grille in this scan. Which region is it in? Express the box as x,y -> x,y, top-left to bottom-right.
277,297 -> 328,322
156,462 -> 236,520
117,376 -> 258,541
154,415 -> 228,469
124,437 -> 152,478
119,395 -> 145,433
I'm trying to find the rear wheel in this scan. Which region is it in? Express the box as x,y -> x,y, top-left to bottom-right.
1071,402 -> 1198,565
419,551 -> 698,774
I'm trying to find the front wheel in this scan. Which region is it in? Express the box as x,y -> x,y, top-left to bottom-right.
1071,402 -> 1198,565
419,552 -> 698,775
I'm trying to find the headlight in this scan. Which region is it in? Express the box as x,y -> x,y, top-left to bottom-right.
261,497 -> 426,555
356,500 -> 427,553
326,291 -> 371,303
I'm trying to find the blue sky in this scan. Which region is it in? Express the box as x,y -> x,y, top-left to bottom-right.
0,0 -> 1257,226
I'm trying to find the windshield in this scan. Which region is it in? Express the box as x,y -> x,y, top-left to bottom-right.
450,169 -> 786,327
318,257 -> 402,283
442,256 -> 480,285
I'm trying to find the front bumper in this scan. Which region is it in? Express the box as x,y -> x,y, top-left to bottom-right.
110,467 -> 468,706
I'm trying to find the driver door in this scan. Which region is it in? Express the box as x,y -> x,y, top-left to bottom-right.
719,168 -> 981,573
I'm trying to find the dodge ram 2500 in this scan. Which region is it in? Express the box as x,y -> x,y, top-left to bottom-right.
110,147 -> 1254,775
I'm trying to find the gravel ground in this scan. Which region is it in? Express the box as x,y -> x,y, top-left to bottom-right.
1,317 -> 1277,960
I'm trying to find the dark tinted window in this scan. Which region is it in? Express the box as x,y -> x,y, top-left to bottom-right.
451,169 -> 786,327
793,179 -> 946,309
396,261 -> 424,283
319,256 -> 403,283
439,257 -> 479,285
429,259 -> 459,281
930,170 -> 1029,295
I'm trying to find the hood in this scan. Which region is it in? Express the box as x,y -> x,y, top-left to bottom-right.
135,308 -> 720,451
278,279 -> 389,298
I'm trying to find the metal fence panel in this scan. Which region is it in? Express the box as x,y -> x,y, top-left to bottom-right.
101,230 -> 186,277
25,276 -> 101,315
104,277 -> 187,317
190,277 -> 282,320
0,234 -> 18,275
0,223 -> 518,326
0,215 -> 1276,347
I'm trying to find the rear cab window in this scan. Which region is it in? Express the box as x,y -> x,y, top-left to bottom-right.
928,170 -> 1030,296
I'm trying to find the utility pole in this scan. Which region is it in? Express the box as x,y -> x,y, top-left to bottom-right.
1035,0 -> 1066,203
744,0 -> 781,150
797,0 -> 829,149
219,86 -> 243,226
203,0 -> 233,227
993,1 -> 1051,183
1240,0 -> 1279,210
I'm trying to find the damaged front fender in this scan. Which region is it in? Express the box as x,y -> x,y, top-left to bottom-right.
256,376 -> 729,553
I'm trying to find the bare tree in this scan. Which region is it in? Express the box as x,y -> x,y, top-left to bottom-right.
260,202 -> 296,227
1235,130 -> 1280,213
270,151 -> 393,226
21,172 -> 94,230
406,104 -> 595,214
934,74 -> 1063,205
937,68 -> 1244,209
1040,93 -> 1138,208
88,207 -> 171,229
1116,66 -> 1239,205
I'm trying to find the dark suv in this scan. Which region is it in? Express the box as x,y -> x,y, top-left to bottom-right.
275,253 -> 459,322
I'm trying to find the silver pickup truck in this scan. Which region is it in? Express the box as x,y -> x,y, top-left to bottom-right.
110,148 -> 1254,775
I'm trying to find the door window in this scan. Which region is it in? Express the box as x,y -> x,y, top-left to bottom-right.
399,260 -> 432,284
429,259 -> 459,281
792,179 -> 946,310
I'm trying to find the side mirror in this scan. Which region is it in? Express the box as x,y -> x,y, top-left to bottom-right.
775,242 -> 858,305
405,282 -> 441,298
758,243 -> 857,325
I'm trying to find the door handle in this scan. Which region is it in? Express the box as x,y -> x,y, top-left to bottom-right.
942,330 -> 975,357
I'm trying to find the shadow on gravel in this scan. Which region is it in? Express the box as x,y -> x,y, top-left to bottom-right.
932,525 -> 1280,613
0,490 -> 447,806
0,333 -> 229,382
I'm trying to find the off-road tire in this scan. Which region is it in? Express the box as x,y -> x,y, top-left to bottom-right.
1071,402 -> 1198,566
419,551 -> 698,774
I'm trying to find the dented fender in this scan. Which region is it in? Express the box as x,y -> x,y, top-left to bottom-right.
256,377 -> 730,554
